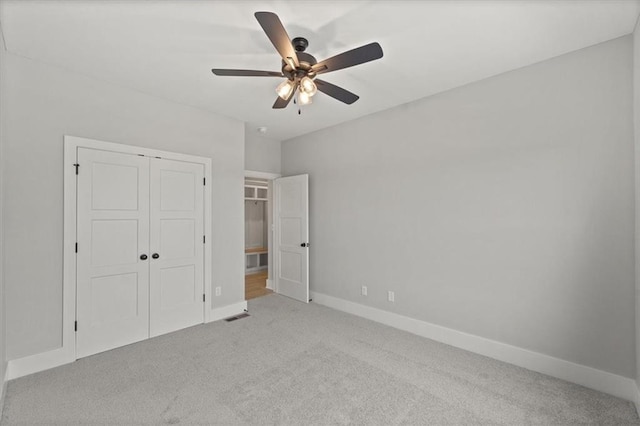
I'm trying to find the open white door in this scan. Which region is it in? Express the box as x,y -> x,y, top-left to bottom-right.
274,174 -> 309,303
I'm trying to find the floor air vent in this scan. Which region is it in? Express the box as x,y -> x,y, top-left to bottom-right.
225,312 -> 250,322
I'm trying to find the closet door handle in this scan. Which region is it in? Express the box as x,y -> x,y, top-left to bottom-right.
140,254 -> 148,260
300,242 -> 309,248
152,253 -> 160,259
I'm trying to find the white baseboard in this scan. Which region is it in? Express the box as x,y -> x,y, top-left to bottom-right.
208,301 -> 248,322
634,381 -> 640,416
266,279 -> 274,290
7,346 -> 73,381
311,291 -> 638,403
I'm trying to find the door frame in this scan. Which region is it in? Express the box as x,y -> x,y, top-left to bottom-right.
64,135 -> 213,360
244,170 -> 280,292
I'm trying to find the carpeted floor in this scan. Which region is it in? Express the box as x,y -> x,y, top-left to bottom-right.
2,294 -> 639,425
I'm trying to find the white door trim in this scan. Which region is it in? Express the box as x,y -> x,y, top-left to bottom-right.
244,170 -> 281,180
64,135 -> 213,360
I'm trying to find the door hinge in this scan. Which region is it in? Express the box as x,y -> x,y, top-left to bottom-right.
74,321 -> 77,332
203,294 -> 205,302
203,177 -> 206,186
203,235 -> 205,244
75,242 -> 78,253
73,164 -> 79,175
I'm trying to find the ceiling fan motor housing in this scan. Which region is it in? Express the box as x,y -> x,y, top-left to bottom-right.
282,44 -> 318,80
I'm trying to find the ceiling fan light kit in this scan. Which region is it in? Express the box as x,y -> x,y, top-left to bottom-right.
276,79 -> 295,100
298,90 -> 312,106
211,11 -> 384,110
300,76 -> 317,96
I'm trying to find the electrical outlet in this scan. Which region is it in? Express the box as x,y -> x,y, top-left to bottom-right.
361,286 -> 368,296
215,286 -> 222,297
387,291 -> 395,302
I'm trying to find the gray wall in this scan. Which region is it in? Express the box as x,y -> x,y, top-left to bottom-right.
283,36 -> 635,378
245,200 -> 267,249
0,24 -> 7,390
635,20 -> 640,387
245,125 -> 281,174
2,52 -> 245,360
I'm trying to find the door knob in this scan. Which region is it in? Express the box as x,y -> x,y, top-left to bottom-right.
152,253 -> 160,259
140,254 -> 148,260
300,242 -> 309,247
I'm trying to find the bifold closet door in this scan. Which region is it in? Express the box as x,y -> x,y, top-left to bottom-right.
76,148 -> 150,359
149,158 -> 205,337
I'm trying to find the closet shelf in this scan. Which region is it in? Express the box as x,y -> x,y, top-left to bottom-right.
245,247 -> 267,254
245,250 -> 268,274
245,185 -> 268,200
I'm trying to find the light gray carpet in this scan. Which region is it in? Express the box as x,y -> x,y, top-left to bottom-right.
2,294 -> 638,425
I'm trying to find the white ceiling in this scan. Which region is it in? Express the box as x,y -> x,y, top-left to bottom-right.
1,0 -> 639,141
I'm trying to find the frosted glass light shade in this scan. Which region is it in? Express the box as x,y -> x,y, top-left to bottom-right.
276,79 -> 295,99
298,90 -> 312,105
300,76 -> 317,96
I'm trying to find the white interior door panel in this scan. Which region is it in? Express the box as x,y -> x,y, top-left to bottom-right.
76,148 -> 150,358
274,174 -> 309,303
149,158 -> 205,337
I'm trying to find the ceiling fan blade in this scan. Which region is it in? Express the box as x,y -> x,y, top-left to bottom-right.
273,87 -> 296,109
315,79 -> 359,104
254,12 -> 299,68
312,42 -> 383,75
211,69 -> 284,77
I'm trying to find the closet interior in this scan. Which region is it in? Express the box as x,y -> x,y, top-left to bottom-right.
245,177 -> 269,274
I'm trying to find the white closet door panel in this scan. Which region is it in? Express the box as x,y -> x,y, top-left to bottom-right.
160,170 -> 196,211
161,219 -> 196,259
76,148 -> 150,358
274,174 -> 309,303
90,219 -> 139,267
149,158 -> 204,337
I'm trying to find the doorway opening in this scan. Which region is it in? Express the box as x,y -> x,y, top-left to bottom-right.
243,171 -> 310,303
244,171 -> 279,300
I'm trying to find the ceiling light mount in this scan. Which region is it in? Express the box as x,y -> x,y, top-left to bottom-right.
292,37 -> 309,52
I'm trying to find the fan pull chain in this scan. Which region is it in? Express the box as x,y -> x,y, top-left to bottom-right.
293,96 -> 301,115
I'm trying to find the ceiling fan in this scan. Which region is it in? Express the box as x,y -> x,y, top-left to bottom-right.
211,12 -> 383,109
